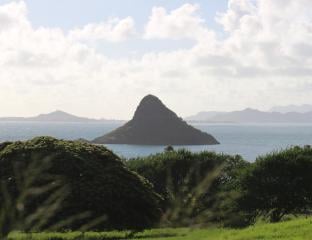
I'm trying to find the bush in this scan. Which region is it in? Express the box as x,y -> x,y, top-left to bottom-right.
0,137 -> 162,232
126,149 -> 250,227
239,146 -> 312,222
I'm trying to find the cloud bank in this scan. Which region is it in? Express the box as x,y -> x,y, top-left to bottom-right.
0,0 -> 311,118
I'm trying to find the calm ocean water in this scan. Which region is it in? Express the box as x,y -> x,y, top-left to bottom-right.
0,121 -> 311,161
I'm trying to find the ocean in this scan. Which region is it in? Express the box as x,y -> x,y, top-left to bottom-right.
0,121 -> 311,161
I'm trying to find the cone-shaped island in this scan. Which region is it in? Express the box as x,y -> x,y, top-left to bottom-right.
93,95 -> 219,145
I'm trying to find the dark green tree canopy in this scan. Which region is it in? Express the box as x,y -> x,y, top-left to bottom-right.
127,150 -> 247,200
0,137 -> 162,231
126,149 -> 249,226
240,146 -> 312,222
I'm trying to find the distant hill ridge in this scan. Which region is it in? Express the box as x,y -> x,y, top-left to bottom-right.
4,104 -> 312,124
93,95 -> 219,145
187,108 -> 312,123
270,104 -> 312,113
0,110 -> 123,123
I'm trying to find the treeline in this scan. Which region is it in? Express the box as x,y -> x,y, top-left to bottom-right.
0,137 -> 312,238
126,145 -> 312,227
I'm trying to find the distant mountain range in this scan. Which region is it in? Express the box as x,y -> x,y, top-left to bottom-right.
187,107 -> 312,123
186,111 -> 226,121
269,104 -> 312,113
3,104 -> 312,124
0,110 -> 124,123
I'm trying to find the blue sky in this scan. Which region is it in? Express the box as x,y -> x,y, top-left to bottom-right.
21,0 -> 228,31
0,0 -> 228,57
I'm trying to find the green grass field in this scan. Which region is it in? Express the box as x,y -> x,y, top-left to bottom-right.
9,217 -> 312,240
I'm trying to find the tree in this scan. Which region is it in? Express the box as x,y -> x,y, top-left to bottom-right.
239,146 -> 312,222
164,145 -> 174,152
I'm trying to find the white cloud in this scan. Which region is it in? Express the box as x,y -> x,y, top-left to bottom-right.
216,0 -> 257,32
0,1 -> 312,118
144,4 -> 216,43
0,1 -> 29,31
68,17 -> 136,42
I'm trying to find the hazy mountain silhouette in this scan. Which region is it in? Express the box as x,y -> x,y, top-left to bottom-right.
270,104 -> 312,113
185,111 -> 226,122
0,110 -> 123,123
189,108 -> 312,123
93,95 -> 219,145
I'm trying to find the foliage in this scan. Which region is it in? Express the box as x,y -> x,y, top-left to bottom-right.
0,137 -> 162,232
0,154 -> 71,240
164,145 -> 174,152
3,136 -> 312,236
239,146 -> 312,222
126,150 -> 250,227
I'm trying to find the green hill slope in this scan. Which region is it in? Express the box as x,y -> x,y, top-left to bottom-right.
10,217 -> 312,239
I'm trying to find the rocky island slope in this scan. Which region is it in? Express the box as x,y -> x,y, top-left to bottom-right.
93,95 -> 219,145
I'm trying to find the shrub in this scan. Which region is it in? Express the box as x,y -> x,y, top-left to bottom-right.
126,149 -> 249,227
0,137 -> 162,232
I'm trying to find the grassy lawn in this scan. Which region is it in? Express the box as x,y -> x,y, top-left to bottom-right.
9,217 -> 312,240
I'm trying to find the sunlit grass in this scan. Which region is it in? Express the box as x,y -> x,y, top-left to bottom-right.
9,217 -> 312,240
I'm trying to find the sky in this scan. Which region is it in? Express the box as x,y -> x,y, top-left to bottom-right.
0,0 -> 311,119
